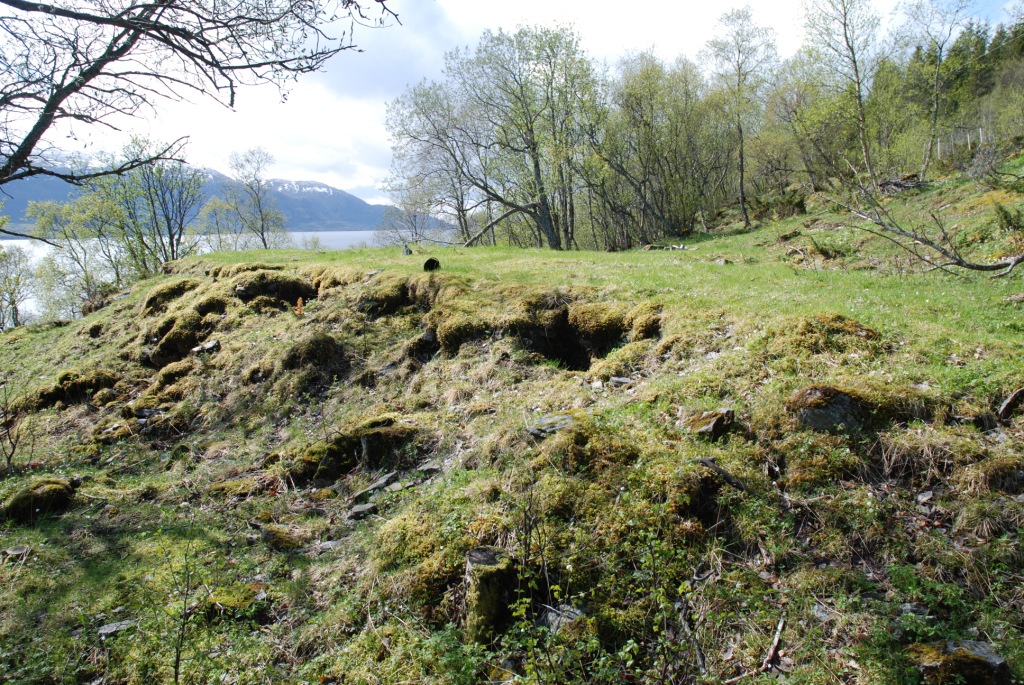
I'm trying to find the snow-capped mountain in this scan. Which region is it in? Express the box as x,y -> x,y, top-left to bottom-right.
1,169 -> 389,233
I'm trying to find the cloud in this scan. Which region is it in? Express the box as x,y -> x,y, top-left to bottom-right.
45,0 -> 1014,205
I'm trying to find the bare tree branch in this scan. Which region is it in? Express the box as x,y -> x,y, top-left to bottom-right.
1,0 -> 395,191
817,186 -> 1024,277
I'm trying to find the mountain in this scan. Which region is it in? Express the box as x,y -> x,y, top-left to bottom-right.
0,169 -> 388,233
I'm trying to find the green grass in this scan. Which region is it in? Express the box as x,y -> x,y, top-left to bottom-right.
1,171 -> 1023,683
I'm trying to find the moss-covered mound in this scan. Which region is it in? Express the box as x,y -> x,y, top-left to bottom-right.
3,478 -> 78,524
141,278 -> 202,317
28,368 -> 120,410
231,270 -> 316,306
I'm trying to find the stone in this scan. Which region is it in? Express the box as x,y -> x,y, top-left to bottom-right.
317,540 -> 345,552
464,546 -> 515,644
685,409 -> 734,441
538,605 -> 584,634
997,387 -> 1024,420
349,471 -> 398,504
527,414 -> 575,438
98,620 -> 137,639
191,340 -> 221,355
417,460 -> 442,475
788,386 -> 865,433
908,641 -> 1010,685
348,502 -> 378,520
609,376 -> 633,387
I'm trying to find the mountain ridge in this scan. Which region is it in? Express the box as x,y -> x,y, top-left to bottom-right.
0,169 -> 388,233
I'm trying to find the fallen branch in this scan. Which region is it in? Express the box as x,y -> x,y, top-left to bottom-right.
695,458 -> 754,495
815,188 -> 1024,277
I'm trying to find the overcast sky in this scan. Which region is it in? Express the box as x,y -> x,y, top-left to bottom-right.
76,0 -> 1017,204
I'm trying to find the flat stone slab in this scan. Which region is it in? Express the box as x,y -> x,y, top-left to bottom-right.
98,620 -> 137,639
527,414 -> 575,438
348,503 -> 378,520
349,472 -> 397,504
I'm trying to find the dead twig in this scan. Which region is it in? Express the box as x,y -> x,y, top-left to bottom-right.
695,458 -> 755,496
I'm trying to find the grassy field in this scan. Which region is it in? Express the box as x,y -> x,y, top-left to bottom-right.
1,173 -> 1024,684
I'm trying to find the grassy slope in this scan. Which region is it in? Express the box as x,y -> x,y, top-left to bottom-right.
1,175 -> 1023,684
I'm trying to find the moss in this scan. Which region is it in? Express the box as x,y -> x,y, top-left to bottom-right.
436,316 -> 490,356
776,433 -> 866,490
908,641 -> 1011,685
206,477 -> 260,499
193,294 -> 230,317
260,524 -> 305,551
463,546 -> 515,644
540,418 -> 640,473
141,278 -> 202,317
3,478 -> 78,524
567,303 -> 628,355
358,275 -> 410,316
288,420 -> 420,485
278,331 -> 346,372
624,301 -> 662,340
92,387 -> 119,406
204,582 -> 268,619
762,313 -> 881,358
153,358 -> 197,390
588,340 -> 652,380
302,264 -> 364,295
217,262 -> 283,278
231,270 -> 315,305
29,367 -> 120,410
145,310 -> 206,367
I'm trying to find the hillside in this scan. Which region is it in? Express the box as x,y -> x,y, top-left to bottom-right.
0,170 -> 387,233
1,175 -> 1023,684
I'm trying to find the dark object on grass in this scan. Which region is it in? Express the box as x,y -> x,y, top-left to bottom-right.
403,244 -> 412,255
424,258 -> 440,272
998,387 -> 1024,421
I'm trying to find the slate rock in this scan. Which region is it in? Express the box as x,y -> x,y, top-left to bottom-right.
349,471 -> 397,504
908,641 -> 1010,685
348,502 -> 378,520
539,605 -> 584,634
527,414 -> 575,438
685,408 -> 734,441
464,546 -> 515,644
98,620 -> 137,639
788,386 -> 865,432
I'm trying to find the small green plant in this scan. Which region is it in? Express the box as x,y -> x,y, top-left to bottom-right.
993,202 -> 1024,233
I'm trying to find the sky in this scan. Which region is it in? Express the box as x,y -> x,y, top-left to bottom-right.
66,0 -> 1018,204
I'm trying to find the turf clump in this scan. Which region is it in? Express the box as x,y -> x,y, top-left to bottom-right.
231,270 -> 315,306
288,417 -> 421,485
141,278 -> 202,317
3,477 -> 79,524
143,310 -> 208,367
28,368 -> 121,410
